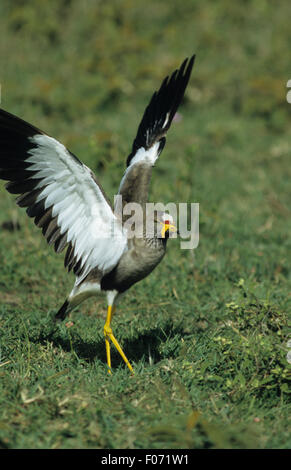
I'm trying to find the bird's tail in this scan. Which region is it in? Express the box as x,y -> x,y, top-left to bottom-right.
54,282 -> 101,322
55,299 -> 71,322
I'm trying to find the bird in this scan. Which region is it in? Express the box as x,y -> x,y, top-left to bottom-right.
0,55 -> 195,374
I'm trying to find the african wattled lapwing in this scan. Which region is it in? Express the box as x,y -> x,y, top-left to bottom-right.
0,55 -> 195,373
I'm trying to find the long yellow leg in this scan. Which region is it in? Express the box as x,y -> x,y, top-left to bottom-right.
105,335 -> 111,373
104,305 -> 134,374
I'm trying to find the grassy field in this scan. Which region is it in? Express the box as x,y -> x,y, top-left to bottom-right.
0,0 -> 290,449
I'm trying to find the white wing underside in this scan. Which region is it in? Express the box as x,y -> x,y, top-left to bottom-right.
27,134 -> 127,284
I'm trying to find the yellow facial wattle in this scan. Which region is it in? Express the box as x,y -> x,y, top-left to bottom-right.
161,222 -> 177,238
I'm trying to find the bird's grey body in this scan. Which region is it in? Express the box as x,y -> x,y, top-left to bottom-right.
101,236 -> 166,293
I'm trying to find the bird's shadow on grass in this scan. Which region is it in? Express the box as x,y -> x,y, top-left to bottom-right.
34,320 -> 186,367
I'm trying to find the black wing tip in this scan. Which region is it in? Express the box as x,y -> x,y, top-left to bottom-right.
185,54 -> 196,68
167,54 -> 196,116
128,54 -> 196,164
0,107 -> 44,137
152,53 -> 196,109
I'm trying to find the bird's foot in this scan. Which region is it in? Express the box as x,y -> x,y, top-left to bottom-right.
104,323 -> 134,375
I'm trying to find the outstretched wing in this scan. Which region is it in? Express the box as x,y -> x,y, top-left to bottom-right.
0,109 -> 127,284
117,55 -> 195,207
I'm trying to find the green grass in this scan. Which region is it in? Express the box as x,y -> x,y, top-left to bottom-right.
0,0 -> 290,449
